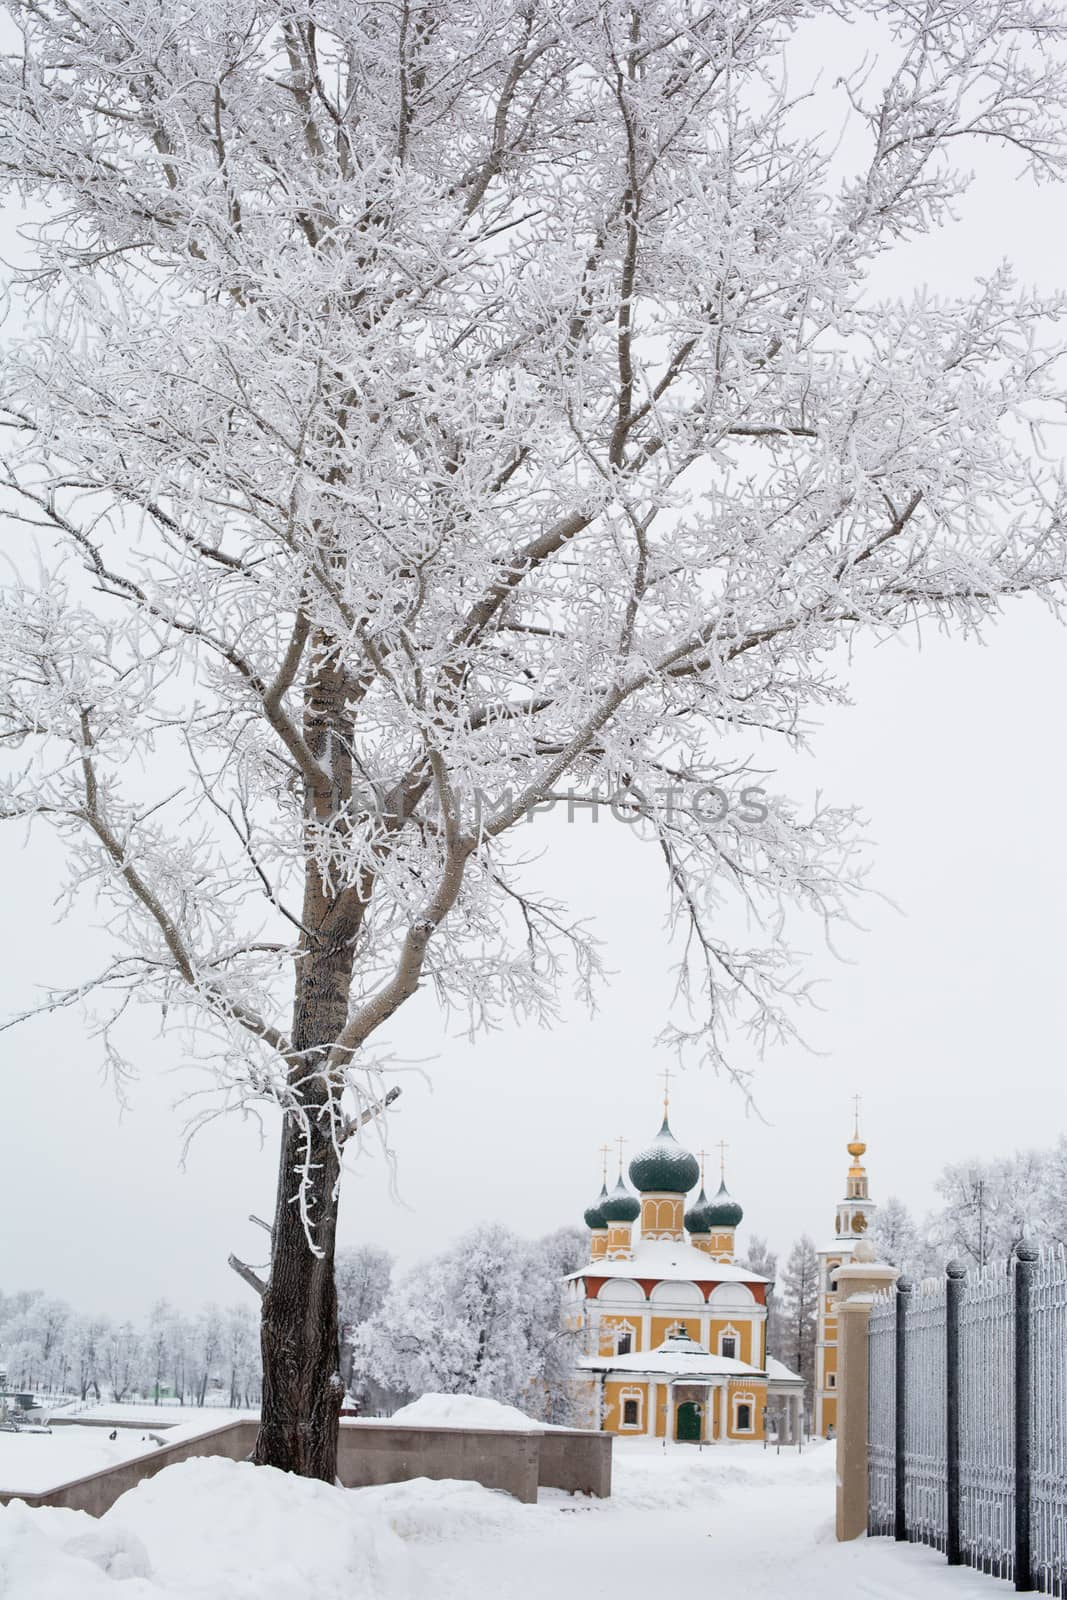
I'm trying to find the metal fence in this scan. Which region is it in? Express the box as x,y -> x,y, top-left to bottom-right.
867,1242 -> 1067,1594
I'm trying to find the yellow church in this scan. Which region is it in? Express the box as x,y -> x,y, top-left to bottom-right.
565,1101 -> 804,1444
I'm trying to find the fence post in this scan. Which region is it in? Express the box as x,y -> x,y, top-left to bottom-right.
946,1260 -> 966,1565
835,1244 -> 900,1542
894,1275 -> 913,1542
1015,1240 -> 1039,1593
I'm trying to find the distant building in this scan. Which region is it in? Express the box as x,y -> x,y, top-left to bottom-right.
814,1113 -> 877,1438
565,1097 -> 804,1444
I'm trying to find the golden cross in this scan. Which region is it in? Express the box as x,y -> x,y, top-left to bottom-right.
716,1139 -> 729,1181
659,1064 -> 673,1113
852,1093 -> 862,1137
598,1144 -> 611,1185
697,1148 -> 709,1185
615,1135 -> 629,1174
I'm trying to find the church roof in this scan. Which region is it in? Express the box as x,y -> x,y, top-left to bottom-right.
583,1181 -> 609,1230
600,1174 -> 641,1224
565,1238 -> 769,1286
765,1356 -> 804,1385
579,1334 -> 762,1380
705,1178 -> 743,1229
628,1116 -> 700,1195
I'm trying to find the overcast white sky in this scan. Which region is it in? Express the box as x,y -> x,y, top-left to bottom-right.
2,28 -> 1066,1320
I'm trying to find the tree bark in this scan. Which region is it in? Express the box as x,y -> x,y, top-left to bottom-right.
253,1111 -> 344,1478
253,641 -> 358,1479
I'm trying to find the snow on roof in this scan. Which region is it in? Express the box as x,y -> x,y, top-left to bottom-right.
565,1239 -> 769,1285
578,1334 -> 763,1380
579,1349 -> 761,1378
765,1356 -> 804,1384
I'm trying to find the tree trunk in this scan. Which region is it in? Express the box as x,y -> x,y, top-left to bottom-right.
253,1112 -> 344,1479
253,642 -> 356,1480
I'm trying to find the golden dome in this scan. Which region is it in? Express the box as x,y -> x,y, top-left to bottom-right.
848,1139 -> 866,1159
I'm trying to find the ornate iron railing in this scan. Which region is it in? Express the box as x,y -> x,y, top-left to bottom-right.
867,1243 -> 1067,1594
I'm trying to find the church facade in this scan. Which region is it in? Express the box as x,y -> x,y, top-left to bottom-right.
566,1105 -> 804,1444
814,1116 -> 877,1438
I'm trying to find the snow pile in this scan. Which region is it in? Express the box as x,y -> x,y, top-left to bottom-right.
355,1476 -> 532,1543
0,1458 -> 412,1600
0,1501 -> 156,1599
388,1392 -> 545,1431
0,1455 -> 540,1600
111,1458 -> 412,1598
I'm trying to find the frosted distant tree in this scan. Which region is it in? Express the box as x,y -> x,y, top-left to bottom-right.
190,1305 -> 225,1406
68,1316 -> 108,1402
780,1235 -> 819,1395
930,1151 -> 1048,1267
357,1224 -> 530,1404
3,0 -> 1067,1476
520,1228 -> 588,1422
868,1195 -> 933,1278
739,1234 -> 781,1358
1041,1139 -> 1067,1250
223,1305 -> 261,1408
144,1301 -> 174,1405
102,1321 -> 142,1403
335,1244 -> 393,1388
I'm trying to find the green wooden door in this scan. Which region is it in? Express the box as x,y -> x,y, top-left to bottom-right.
676,1400 -> 702,1442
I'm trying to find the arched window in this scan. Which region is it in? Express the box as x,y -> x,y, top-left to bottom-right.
732,1390 -> 756,1434
619,1387 -> 644,1429
617,1329 -> 632,1355
718,1323 -> 740,1360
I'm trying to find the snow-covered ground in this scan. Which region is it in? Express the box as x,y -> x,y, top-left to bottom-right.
0,1434 -> 1010,1599
0,1408 -> 257,1495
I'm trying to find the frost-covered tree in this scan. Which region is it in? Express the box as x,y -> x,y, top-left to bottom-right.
868,1194 -> 934,1278
2,0 -> 1067,1477
356,1224 -> 529,1404
190,1305 -> 225,1406
224,1305 -> 261,1408
356,1222 -> 580,1419
521,1227 -> 587,1422
739,1233 -> 781,1358
102,1321 -> 142,1403
780,1234 -> 819,1396
929,1150 -> 1049,1268
335,1244 -> 393,1388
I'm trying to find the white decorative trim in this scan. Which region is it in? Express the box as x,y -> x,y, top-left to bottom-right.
717,1323 -> 741,1359
732,1389 -> 757,1434
619,1386 -> 645,1430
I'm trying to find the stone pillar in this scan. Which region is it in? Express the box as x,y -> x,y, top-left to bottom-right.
835,1243 -> 899,1542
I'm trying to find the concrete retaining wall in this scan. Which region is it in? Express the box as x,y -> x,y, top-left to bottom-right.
0,1418 -> 611,1516
338,1422 -> 542,1503
536,1428 -> 612,1498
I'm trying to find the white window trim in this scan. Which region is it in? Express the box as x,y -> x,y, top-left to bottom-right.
614,1320 -> 637,1356
732,1390 -> 757,1435
619,1387 -> 645,1430
718,1322 -> 741,1360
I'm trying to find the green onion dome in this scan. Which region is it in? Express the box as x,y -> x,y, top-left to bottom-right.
628,1117 -> 700,1195
684,1187 -> 713,1235
584,1183 -> 609,1230
600,1175 -> 641,1224
705,1178 -> 743,1229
